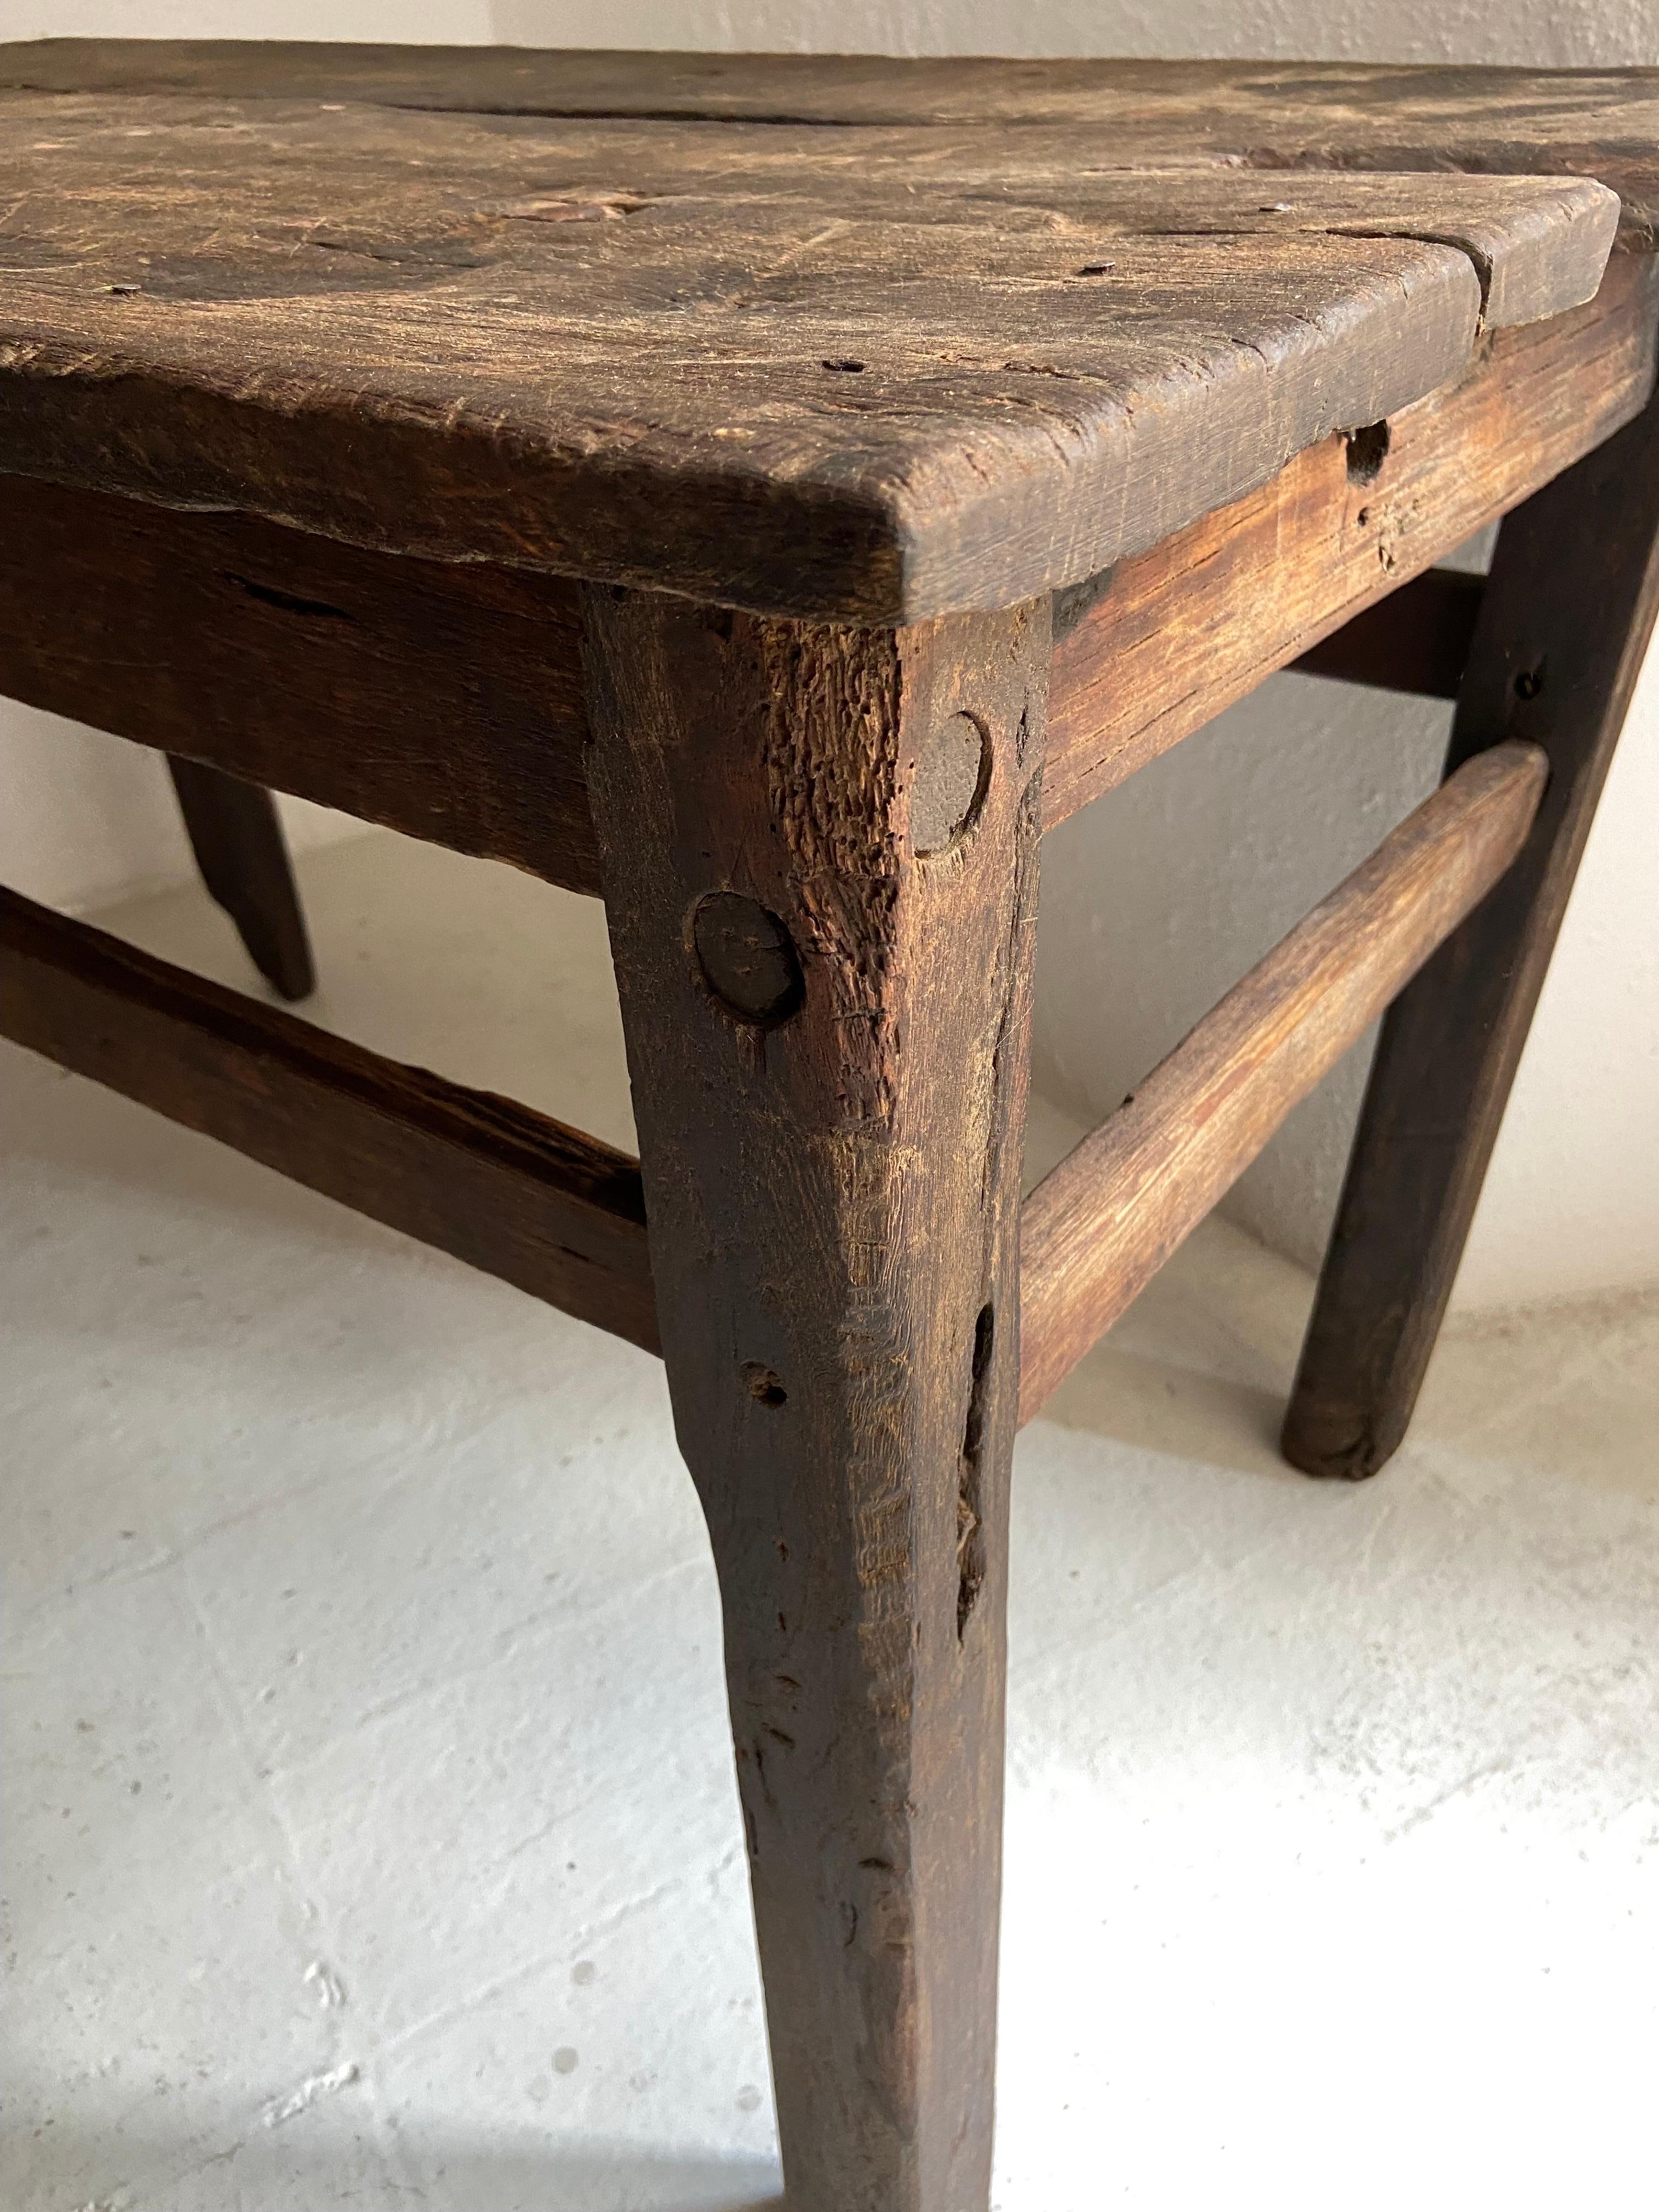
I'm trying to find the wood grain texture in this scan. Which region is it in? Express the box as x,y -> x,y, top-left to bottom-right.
5,46 -> 1656,235
585,589 -> 1048,2212
1283,386 -> 1659,1481
166,755 -> 315,1001
1290,566 -> 1484,700
0,471 -> 600,896
1045,251 -> 1659,826
5,255 -> 1651,894
0,50 -> 1630,620
0,884 -> 657,1353
1018,742 -> 1547,1423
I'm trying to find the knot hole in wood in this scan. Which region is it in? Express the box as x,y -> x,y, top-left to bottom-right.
912,711 -> 992,856
741,1361 -> 788,1408
1345,419 -> 1392,485
691,891 -> 805,1027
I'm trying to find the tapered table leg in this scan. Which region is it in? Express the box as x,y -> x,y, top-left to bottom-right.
1284,387 -> 1659,1480
167,756 -> 315,1001
585,589 -> 1049,2212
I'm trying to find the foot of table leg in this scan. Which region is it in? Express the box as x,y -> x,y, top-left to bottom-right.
167,755 -> 315,1001
585,588 -> 1049,2211
1283,390 -> 1659,1480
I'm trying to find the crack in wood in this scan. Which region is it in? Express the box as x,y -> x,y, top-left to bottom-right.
956,1301 -> 995,1640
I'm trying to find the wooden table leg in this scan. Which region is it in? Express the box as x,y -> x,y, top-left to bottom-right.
1283,386 -> 1659,1481
167,755 -> 315,1001
584,589 -> 1049,2212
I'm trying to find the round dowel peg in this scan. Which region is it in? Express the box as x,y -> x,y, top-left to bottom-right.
912,712 -> 991,856
691,891 -> 805,1026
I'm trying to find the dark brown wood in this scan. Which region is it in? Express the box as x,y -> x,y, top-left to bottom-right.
165,755 -> 315,1000
0,52 -> 1631,621
1283,386 -> 1659,1481
1018,742 -> 1546,1421
1045,252 -> 1659,826
5,46 -> 1657,240
584,588 -> 1048,2212
2,55 -> 1655,2202
0,472 -> 600,896
1290,567 -> 1485,700
0,883 -> 657,1353
4,258 -> 1651,896
3,53 -> 1656,2209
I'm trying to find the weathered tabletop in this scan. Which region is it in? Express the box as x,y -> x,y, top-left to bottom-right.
2,45 -> 1656,620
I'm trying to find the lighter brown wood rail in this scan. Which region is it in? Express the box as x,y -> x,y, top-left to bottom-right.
1015,740 -> 1549,1420
1041,257 -> 1655,825
1,742 -> 1546,1419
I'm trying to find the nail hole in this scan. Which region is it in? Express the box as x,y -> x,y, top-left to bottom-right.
1514,663 -> 1546,701
741,1361 -> 788,1409
691,893 -> 805,1027
1345,420 -> 1391,484
912,712 -> 991,857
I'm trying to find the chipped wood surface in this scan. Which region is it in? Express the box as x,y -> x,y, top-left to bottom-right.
1044,250 -> 1659,825
0,43 -> 1639,620
1018,741 -> 1548,1423
0,884 -> 659,1352
4,253 -> 1653,894
584,589 -> 1048,2210
7,53 -> 1659,2212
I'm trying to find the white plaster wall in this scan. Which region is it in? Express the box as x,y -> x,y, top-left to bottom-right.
4,0 -> 1656,1307
493,0 -> 1658,64
5,2 -> 493,44
0,0 -> 493,912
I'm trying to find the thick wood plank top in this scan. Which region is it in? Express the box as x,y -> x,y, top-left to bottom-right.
0,46 -> 1651,620
8,46 -> 1658,227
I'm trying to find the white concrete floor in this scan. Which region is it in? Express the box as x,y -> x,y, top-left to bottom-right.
4,830 -> 1657,2212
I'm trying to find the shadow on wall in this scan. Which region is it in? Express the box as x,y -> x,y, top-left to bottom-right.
1030,672 -> 1455,1276
4,2112 -> 782,2212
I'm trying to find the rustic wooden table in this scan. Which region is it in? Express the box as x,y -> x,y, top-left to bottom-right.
4,43 -> 1658,2212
